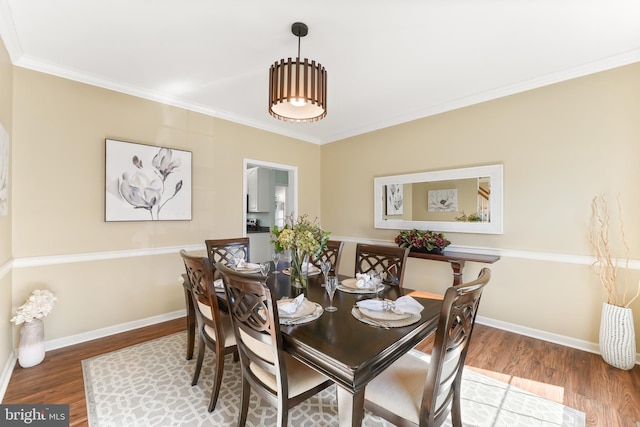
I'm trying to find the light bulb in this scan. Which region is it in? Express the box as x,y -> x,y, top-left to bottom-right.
290,97 -> 306,107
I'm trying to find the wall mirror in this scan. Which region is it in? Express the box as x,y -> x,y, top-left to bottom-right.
374,164 -> 503,234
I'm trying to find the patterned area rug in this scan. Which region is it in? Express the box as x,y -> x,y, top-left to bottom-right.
82,332 -> 585,427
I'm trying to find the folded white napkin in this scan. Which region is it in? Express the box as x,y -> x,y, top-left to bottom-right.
236,258 -> 246,268
214,278 -> 224,291
278,294 -> 305,315
357,296 -> 424,315
355,273 -> 372,288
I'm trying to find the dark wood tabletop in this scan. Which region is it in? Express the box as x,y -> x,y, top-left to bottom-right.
268,269 -> 442,426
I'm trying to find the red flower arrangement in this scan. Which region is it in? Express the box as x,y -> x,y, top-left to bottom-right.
395,229 -> 451,253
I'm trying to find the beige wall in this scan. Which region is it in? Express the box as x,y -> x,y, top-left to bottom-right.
9,68 -> 320,342
322,62 -> 640,345
0,35 -> 13,382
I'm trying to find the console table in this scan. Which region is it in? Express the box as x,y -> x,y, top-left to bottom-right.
408,250 -> 500,286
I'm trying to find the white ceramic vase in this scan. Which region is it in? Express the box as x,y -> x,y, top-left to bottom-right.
599,302 -> 636,370
18,318 -> 46,368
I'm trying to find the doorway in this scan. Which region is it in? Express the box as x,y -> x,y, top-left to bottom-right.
243,158 -> 298,262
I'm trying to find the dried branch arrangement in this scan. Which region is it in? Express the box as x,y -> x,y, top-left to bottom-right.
588,194 -> 640,308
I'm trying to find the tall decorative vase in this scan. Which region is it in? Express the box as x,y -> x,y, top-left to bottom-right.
599,302 -> 636,370
290,250 -> 310,288
18,318 -> 45,368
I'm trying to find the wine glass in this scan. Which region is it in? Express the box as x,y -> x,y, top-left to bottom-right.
371,271 -> 384,300
320,260 -> 331,287
272,250 -> 281,274
325,276 -> 338,312
260,262 -> 271,277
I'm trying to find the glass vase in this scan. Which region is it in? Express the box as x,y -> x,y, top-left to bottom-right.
290,250 -> 310,288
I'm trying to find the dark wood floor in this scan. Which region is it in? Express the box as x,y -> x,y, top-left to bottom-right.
3,318 -> 640,426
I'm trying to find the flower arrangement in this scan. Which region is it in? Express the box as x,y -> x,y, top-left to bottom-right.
272,214 -> 330,257
588,195 -> 640,307
272,214 -> 330,286
395,229 -> 451,253
10,290 -> 57,325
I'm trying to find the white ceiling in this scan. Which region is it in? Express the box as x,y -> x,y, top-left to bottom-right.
1,0 -> 639,145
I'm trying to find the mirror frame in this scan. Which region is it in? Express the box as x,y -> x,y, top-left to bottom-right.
374,164 -> 504,234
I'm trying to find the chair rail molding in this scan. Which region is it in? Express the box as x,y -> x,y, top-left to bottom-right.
12,244 -> 204,268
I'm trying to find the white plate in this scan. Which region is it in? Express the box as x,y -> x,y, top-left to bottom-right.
358,306 -> 412,321
277,298 -> 317,318
229,262 -> 261,274
282,267 -> 322,276
338,283 -> 384,294
342,278 -> 376,290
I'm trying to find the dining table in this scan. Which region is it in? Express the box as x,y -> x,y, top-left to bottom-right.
185,262 -> 443,426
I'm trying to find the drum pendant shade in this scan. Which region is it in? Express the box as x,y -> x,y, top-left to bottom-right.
269,22 -> 327,122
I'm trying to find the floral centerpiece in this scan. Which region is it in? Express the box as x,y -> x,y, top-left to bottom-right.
10,289 -> 57,325
395,229 -> 451,254
272,215 -> 330,287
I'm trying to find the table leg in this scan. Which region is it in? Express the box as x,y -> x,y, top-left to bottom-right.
337,385 -> 365,427
448,260 -> 466,286
182,285 -> 196,360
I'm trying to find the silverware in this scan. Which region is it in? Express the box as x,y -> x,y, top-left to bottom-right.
281,312 -> 319,326
353,307 -> 390,329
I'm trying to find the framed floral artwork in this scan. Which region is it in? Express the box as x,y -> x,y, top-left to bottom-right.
386,183 -> 403,215
428,189 -> 458,212
105,139 -> 192,221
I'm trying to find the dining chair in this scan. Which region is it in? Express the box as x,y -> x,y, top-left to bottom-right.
355,243 -> 410,287
180,250 -> 238,413
364,268 -> 491,427
205,237 -> 251,272
311,239 -> 345,273
216,262 -> 334,427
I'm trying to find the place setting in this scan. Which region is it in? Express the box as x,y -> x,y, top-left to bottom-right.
226,253 -> 262,274
351,295 -> 424,328
277,294 -> 324,326
338,272 -> 385,294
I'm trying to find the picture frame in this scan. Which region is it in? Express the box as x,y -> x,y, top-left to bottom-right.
386,183 -> 403,215
105,139 -> 192,221
428,189 -> 458,212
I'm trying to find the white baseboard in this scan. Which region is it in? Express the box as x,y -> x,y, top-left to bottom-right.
44,309 -> 187,351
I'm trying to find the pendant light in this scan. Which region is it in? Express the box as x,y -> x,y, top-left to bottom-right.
269,22 -> 327,122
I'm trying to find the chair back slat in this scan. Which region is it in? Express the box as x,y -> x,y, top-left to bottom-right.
355,243 -> 409,287
180,250 -> 224,337
216,263 -> 288,405
205,238 -> 251,279
420,268 -> 491,426
311,239 -> 345,273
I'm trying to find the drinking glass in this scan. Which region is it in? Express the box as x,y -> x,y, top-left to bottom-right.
320,260 -> 331,287
272,250 -> 281,274
325,276 -> 338,312
371,271 -> 384,300
260,262 -> 271,277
